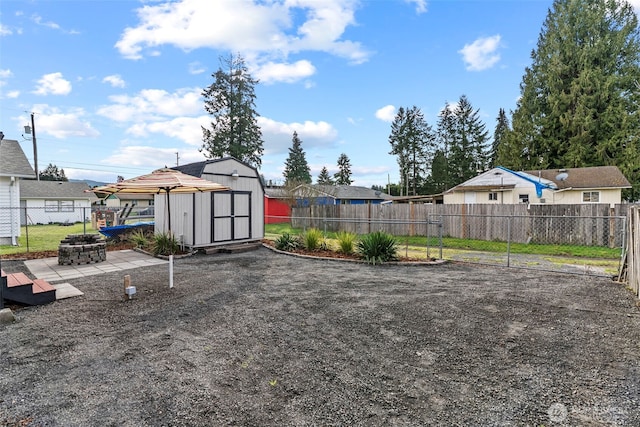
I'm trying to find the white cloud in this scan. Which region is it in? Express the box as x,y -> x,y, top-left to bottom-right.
258,117 -> 339,155
102,145 -> 205,169
0,24 -> 12,36
31,14 -> 79,34
375,105 -> 396,122
188,61 -> 206,75
405,0 -> 427,14
115,0 -> 370,65
30,104 -> 99,138
96,87 -> 202,122
102,74 -> 126,88
459,35 -> 502,71
255,60 -> 316,84
33,72 -> 72,95
126,115 -> 209,146
6,90 -> 20,98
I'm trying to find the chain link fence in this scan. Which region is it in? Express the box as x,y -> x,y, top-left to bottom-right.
289,211 -> 627,277
0,206 -> 155,253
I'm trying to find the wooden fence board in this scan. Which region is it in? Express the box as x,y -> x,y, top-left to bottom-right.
291,203 -> 628,247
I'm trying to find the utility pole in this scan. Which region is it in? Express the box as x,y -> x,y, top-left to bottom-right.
175,152 -> 179,167
28,112 -> 39,181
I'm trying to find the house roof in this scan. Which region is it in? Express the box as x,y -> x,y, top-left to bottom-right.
21,180 -> 98,201
0,139 -> 36,178
524,166 -> 631,190
447,165 -> 631,194
296,185 -> 393,200
173,157 -> 252,178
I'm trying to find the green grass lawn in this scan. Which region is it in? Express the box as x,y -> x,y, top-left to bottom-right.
0,223 -> 100,255
265,223 -> 621,260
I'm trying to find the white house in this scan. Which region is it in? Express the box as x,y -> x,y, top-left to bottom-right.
0,139 -> 36,245
444,166 -> 631,205
20,180 -> 98,225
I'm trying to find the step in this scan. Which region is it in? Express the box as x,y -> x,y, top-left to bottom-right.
1,271 -> 56,306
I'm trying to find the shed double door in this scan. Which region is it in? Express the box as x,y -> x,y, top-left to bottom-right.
212,191 -> 251,242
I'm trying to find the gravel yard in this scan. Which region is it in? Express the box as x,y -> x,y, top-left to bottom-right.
1,247 -> 640,426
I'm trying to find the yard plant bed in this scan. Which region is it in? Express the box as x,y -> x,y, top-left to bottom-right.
1,248 -> 640,426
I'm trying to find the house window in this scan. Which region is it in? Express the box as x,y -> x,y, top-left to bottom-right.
60,200 -> 74,212
582,191 -> 600,203
44,200 -> 74,212
488,192 -> 498,201
519,194 -> 529,204
45,200 -> 58,212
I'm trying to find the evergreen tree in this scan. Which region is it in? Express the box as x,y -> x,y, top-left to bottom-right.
430,149 -> 448,193
447,95 -> 490,185
317,166 -> 334,185
201,54 -> 264,168
39,163 -> 68,181
434,102 -> 456,190
388,106 -> 436,195
283,131 -> 312,185
334,153 -> 353,185
490,108 -> 510,168
510,0 -> 640,198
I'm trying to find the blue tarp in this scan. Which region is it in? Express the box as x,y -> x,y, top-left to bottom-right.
98,222 -> 154,239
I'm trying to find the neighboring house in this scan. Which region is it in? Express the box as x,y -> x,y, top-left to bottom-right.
443,166 -> 631,205
291,185 -> 393,206
20,180 -> 98,225
171,157 -> 264,248
0,139 -> 36,245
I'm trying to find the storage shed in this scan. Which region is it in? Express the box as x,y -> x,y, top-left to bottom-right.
168,157 -> 264,248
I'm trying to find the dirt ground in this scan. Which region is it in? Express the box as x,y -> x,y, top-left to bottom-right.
1,247 -> 640,426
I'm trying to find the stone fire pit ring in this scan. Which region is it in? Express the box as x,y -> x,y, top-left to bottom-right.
58,234 -> 107,265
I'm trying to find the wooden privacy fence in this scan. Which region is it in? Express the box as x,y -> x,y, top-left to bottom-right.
625,206 -> 640,297
292,203 -> 628,248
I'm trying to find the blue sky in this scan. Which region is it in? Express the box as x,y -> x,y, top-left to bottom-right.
3,0 -> 635,187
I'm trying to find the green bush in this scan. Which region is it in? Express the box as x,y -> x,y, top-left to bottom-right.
274,233 -> 302,251
152,232 -> 179,256
303,228 -> 324,251
128,229 -> 149,248
357,231 -> 398,264
336,231 -> 357,254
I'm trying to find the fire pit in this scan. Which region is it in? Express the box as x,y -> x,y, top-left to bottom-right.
58,234 -> 107,265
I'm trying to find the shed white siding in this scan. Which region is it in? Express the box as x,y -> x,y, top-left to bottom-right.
155,158 -> 264,248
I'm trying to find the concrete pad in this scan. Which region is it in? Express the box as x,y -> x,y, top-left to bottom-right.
53,283 -> 84,299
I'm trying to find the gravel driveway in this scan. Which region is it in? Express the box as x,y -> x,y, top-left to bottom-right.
1,247 -> 639,426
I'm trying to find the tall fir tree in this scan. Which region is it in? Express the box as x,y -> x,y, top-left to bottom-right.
509,0 -> 640,198
283,131 -> 312,185
334,153 -> 353,185
490,108 -> 510,168
201,54 -> 264,168
447,95 -> 490,185
434,103 -> 456,190
316,166 -> 334,185
388,106 -> 436,195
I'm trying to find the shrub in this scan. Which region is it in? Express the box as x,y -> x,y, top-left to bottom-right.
274,233 -> 302,251
303,228 -> 324,251
128,229 -> 149,248
357,231 -> 398,264
152,232 -> 179,256
336,231 -> 357,254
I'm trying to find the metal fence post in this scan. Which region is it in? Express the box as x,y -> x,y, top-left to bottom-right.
24,207 -> 30,252
506,215 -> 512,267
438,215 -> 443,260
